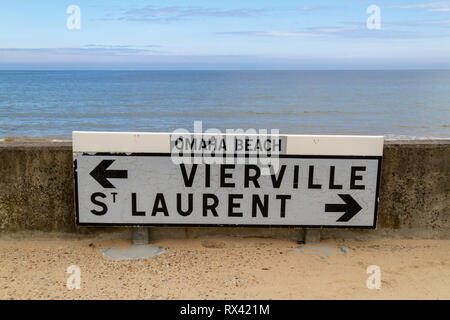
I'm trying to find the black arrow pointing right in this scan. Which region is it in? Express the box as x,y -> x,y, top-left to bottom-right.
90,160 -> 128,188
325,194 -> 363,222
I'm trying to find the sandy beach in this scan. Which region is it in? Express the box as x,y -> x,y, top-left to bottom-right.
0,234 -> 448,300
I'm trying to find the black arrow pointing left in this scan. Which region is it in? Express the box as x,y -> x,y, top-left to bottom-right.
325,194 -> 362,222
90,160 -> 128,188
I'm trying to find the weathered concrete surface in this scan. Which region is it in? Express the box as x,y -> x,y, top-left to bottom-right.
377,140 -> 449,237
0,142 -> 75,233
0,140 -> 448,239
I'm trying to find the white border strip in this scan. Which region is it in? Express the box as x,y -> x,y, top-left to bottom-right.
73,131 -> 383,156
73,131 -> 171,153
286,135 -> 383,156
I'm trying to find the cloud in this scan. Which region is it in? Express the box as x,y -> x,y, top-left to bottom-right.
296,6 -> 323,11
390,1 -> 450,12
82,44 -> 161,49
0,46 -> 164,63
0,50 -> 288,69
218,26 -> 361,38
430,7 -> 450,11
259,31 -> 321,37
218,31 -> 322,37
1,48 -> 450,70
119,6 -> 267,22
306,26 -> 358,33
387,19 -> 450,28
418,19 -> 450,26
218,26 -> 450,40
345,18 -> 450,29
102,5 -> 324,23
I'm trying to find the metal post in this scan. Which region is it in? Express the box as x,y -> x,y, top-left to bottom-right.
132,227 -> 149,245
304,229 -> 321,244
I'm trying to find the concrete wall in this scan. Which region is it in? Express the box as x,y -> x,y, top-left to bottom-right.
0,140 -> 448,239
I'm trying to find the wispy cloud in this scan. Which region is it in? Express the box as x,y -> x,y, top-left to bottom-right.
119,6 -> 268,22
344,17 -> 450,29
0,46 -> 164,62
390,1 -> 450,12
219,31 -> 322,37
82,44 -> 161,50
416,19 -> 450,26
296,5 -> 323,11
218,26 -> 450,40
430,7 -> 450,11
306,26 -> 358,33
0,49 -> 288,69
218,26 -> 359,38
112,5 -> 324,23
385,19 -> 450,28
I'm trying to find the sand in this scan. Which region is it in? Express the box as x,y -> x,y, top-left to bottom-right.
0,235 -> 449,300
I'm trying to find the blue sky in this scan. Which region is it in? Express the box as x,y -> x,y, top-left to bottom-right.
0,0 -> 449,69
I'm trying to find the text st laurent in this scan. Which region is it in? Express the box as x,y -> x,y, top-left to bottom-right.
90,163 -> 367,218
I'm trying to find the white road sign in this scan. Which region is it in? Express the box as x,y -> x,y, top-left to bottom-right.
73,132 -> 383,228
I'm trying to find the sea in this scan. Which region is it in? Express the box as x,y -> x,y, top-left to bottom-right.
0,70 -> 449,139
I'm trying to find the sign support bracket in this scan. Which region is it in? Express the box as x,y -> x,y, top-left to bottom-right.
132,227 -> 149,245
304,229 -> 321,244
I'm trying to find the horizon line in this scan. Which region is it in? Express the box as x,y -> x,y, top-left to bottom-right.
1,68 -> 450,71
